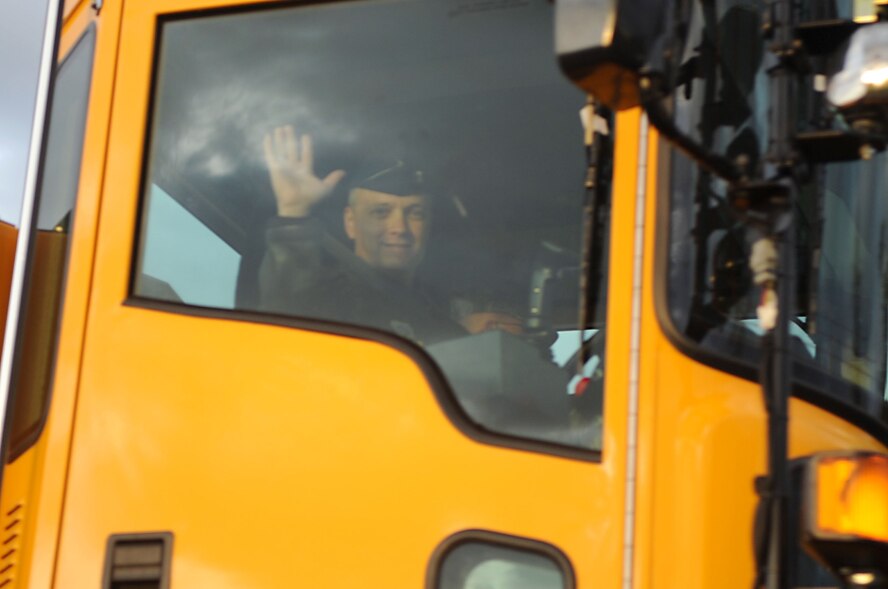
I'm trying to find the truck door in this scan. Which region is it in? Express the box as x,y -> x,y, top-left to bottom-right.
54,0 -> 646,586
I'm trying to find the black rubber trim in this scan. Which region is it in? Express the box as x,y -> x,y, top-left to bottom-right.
653,138 -> 888,447
125,298 -> 601,463
425,529 -> 576,589
126,2 -> 600,463
102,531 -> 173,589
652,138 -> 759,382
3,20 -> 96,465
128,8 -> 163,300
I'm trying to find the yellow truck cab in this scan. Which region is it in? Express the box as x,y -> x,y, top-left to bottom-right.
1,0 -> 888,587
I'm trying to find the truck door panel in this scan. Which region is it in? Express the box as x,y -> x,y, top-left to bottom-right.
53,0 -> 641,586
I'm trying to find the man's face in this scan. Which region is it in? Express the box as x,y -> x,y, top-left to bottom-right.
344,188 -> 428,273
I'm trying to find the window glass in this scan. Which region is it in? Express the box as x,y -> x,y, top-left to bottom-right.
665,0 -> 888,423
8,26 -> 95,459
135,0 -> 609,451
137,185 -> 237,306
436,541 -> 568,589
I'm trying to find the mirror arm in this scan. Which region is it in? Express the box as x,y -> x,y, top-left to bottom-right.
639,76 -> 742,183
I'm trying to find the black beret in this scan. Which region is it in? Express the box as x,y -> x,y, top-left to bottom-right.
350,159 -> 426,196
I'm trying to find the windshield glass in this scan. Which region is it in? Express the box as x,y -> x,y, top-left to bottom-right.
134,0 -> 608,452
666,0 -> 888,423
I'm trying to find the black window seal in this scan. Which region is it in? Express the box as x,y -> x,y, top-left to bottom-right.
127,1 -> 602,463
653,137 -> 888,447
5,23 -> 98,464
425,528 -> 576,589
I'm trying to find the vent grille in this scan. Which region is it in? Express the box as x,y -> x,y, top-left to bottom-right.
104,533 -> 173,589
0,502 -> 24,588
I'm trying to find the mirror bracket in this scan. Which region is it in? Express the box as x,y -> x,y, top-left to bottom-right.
639,74 -> 742,183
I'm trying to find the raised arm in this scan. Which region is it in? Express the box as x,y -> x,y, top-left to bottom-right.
258,126 -> 352,315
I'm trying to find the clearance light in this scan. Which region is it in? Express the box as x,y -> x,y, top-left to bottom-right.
802,452 -> 888,585
812,453 -> 888,542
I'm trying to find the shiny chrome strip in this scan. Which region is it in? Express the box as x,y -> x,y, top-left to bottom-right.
622,113 -> 649,589
0,0 -> 63,445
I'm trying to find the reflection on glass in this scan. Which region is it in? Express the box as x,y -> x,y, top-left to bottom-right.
438,541 -> 567,589
666,0 -> 888,423
138,186 -> 239,307
8,27 -> 95,459
135,0 -> 608,451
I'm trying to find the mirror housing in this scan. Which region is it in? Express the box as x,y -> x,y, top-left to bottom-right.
555,0 -> 667,110
555,0 -> 742,181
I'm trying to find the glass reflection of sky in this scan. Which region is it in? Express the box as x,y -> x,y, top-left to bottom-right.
141,185 -> 240,308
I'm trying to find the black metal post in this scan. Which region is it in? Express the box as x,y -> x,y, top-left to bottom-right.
761,0 -> 796,587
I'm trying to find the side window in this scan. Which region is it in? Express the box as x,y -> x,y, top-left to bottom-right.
432,535 -> 573,589
663,1 -> 888,427
135,1 -> 610,454
7,27 -> 96,460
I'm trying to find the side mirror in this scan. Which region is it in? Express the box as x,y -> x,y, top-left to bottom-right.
555,0 -> 668,110
555,0 -> 742,182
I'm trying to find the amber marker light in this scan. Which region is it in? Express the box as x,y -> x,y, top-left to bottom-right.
814,453 -> 888,542
802,452 -> 888,587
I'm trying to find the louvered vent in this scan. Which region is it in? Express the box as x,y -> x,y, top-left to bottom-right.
0,502 -> 24,588
104,533 -> 173,589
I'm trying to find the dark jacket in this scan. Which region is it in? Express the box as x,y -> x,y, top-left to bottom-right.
258,217 -> 463,345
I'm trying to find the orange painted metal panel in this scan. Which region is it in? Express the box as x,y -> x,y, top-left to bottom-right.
61,0 -> 95,54
4,1 -> 886,587
50,2 -> 647,585
633,131 -> 888,589
0,222 -> 17,356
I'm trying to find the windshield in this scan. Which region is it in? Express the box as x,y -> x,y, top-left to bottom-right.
133,0 -> 609,453
665,0 -> 888,424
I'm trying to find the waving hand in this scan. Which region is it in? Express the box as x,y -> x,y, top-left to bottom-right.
263,125 -> 345,218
